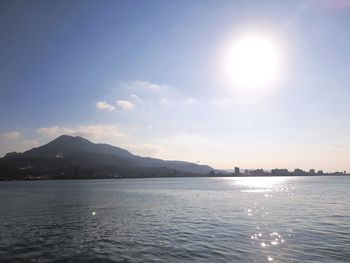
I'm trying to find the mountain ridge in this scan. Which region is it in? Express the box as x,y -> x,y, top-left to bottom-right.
0,135 -> 213,180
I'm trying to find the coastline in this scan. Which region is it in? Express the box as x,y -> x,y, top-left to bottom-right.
1,173 -> 349,181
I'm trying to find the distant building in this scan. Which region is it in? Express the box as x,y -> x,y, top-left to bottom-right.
293,169 -> 305,176
309,169 -> 315,174
250,169 -> 266,176
271,169 -> 289,176
234,167 -> 240,175
317,170 -> 324,175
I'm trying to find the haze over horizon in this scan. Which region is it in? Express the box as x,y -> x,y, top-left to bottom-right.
1,0 -> 350,172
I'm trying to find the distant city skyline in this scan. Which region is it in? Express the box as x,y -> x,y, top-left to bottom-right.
1,0 -> 350,171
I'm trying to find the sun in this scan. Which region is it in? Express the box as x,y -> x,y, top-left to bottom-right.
225,34 -> 280,89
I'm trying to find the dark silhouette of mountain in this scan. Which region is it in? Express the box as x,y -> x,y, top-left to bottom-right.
22,135 -> 134,159
0,135 -> 213,180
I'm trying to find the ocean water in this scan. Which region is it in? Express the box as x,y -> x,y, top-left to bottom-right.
0,176 -> 349,262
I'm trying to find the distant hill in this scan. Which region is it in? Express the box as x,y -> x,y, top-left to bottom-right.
0,135 -> 213,180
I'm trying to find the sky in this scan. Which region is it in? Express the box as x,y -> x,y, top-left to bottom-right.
1,0 -> 350,172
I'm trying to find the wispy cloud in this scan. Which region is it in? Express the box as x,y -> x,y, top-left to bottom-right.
127,143 -> 165,157
0,131 -> 21,140
96,101 -> 115,111
130,94 -> 143,104
37,126 -> 59,136
68,125 -> 126,140
186,98 -> 196,104
160,97 -> 170,106
119,80 -> 173,101
127,80 -> 168,92
116,100 -> 135,111
22,139 -> 39,148
105,80 -> 189,114
37,125 -> 126,141
0,132 -> 40,156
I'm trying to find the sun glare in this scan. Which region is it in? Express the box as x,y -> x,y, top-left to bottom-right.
225,34 -> 281,89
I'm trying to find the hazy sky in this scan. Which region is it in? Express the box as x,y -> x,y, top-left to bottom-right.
1,0 -> 350,171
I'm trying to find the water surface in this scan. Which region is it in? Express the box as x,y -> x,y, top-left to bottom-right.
0,176 -> 349,262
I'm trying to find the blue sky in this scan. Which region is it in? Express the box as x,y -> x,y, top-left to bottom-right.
1,0 -> 350,171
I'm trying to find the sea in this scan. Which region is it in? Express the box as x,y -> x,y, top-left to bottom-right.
0,176 -> 349,262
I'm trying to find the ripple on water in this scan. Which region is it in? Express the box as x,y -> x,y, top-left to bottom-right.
0,177 -> 350,262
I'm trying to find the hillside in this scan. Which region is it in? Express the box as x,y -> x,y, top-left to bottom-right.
0,135 -> 213,180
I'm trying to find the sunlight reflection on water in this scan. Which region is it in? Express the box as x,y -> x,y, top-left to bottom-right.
228,177 -> 298,262
230,176 -> 287,189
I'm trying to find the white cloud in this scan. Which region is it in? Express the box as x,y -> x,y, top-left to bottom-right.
69,125 -> 126,140
116,100 -> 135,111
22,140 -> 39,148
0,131 -> 21,140
128,80 -> 168,92
160,97 -> 170,106
37,126 -> 59,136
126,143 -> 164,157
96,101 -> 115,112
0,133 -> 39,156
186,98 -> 196,104
37,125 -> 126,141
108,80 -> 186,113
120,80 -> 172,102
130,94 -> 143,104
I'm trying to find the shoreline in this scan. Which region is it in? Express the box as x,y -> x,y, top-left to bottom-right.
1,174 -> 349,182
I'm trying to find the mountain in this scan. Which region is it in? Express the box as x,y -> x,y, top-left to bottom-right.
22,135 -> 134,159
0,135 -> 213,180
